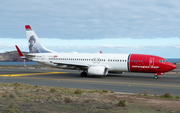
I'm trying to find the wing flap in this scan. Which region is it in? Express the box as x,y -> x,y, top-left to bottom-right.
53,61 -> 89,67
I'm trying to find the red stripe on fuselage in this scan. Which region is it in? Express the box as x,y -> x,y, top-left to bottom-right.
129,54 -> 176,73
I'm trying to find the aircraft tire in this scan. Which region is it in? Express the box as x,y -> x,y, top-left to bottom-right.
154,75 -> 158,79
81,72 -> 87,77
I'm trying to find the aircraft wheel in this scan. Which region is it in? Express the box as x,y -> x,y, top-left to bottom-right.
154,75 -> 158,79
81,72 -> 87,77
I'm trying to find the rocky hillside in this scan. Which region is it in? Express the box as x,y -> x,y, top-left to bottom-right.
0,52 -> 25,61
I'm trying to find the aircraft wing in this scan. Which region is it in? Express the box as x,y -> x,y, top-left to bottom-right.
52,61 -> 89,67
33,60 -> 89,69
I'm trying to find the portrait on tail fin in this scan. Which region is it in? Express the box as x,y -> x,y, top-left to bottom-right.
29,36 -> 40,53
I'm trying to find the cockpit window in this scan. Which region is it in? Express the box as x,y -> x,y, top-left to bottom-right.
160,60 -> 168,63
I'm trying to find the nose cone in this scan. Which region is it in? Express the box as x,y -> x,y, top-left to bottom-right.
172,64 -> 176,70
168,63 -> 176,71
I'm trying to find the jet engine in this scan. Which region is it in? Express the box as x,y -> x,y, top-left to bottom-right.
88,66 -> 108,76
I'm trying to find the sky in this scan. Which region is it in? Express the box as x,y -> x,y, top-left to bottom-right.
0,0 -> 180,58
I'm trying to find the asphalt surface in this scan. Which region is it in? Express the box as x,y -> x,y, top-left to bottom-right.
0,68 -> 180,95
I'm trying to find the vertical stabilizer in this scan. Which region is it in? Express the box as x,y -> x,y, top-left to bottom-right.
25,25 -> 56,53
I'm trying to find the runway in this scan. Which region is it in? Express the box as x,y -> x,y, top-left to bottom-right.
0,68 -> 180,95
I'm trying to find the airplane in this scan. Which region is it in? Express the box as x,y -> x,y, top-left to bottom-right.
15,25 -> 176,79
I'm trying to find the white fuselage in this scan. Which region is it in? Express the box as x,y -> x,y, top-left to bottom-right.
31,53 -> 130,72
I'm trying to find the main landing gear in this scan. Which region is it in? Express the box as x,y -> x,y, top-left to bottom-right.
81,72 -> 87,77
154,75 -> 158,79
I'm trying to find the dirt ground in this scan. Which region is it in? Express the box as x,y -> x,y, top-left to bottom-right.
0,83 -> 179,113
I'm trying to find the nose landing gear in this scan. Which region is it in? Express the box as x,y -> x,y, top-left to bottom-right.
154,72 -> 164,79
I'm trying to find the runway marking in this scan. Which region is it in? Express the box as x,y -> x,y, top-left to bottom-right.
105,74 -> 180,81
1,70 -> 180,88
0,72 -> 68,77
48,79 -> 180,88
5,76 -> 180,88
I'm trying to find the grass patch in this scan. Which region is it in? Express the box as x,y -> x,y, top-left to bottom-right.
101,89 -> 109,93
175,95 -> 180,99
64,97 -> 73,103
118,99 -> 126,107
2,103 -> 20,113
164,92 -> 172,98
110,91 -> 114,93
49,88 -> 57,93
0,82 -> 179,112
74,89 -> 83,95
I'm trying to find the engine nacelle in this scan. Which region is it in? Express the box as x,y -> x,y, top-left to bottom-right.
88,66 -> 108,76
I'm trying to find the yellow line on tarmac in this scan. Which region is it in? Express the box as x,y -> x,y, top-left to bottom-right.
53,79 -> 180,88
0,72 -> 68,77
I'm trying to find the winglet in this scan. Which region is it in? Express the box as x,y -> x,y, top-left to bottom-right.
15,45 -> 26,59
25,25 -> 32,30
